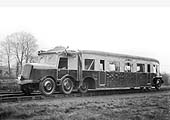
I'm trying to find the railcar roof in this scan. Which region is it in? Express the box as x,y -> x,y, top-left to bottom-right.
38,49 -> 159,63
80,50 -> 159,63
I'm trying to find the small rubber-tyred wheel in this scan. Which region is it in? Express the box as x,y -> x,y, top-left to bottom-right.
39,77 -> 56,96
60,78 -> 73,94
78,81 -> 88,93
155,79 -> 162,90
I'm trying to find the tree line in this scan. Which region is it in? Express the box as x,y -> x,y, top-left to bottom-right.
0,32 -> 38,77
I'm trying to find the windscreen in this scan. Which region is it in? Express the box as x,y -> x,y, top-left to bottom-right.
58,57 -> 68,69
38,54 -> 58,65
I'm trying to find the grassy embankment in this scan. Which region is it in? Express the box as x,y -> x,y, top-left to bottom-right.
0,90 -> 170,120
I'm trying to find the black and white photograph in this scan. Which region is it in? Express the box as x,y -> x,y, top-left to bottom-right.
0,0 -> 170,120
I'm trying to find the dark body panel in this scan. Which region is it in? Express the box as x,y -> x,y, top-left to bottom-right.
79,70 -> 156,88
58,70 -> 69,79
106,72 -> 136,88
136,73 -> 148,86
82,71 -> 99,88
69,70 -> 78,80
57,70 -> 78,81
99,71 -> 106,85
30,69 -> 57,82
105,72 -> 157,88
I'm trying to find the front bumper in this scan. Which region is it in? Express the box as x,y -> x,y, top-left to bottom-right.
17,75 -> 34,85
17,79 -> 33,85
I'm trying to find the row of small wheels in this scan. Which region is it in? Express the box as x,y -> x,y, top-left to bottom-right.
38,77 -> 88,96
154,79 -> 162,90
139,79 -> 162,91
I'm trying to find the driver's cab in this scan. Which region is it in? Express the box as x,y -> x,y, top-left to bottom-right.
38,50 -> 78,70
38,53 -> 58,66
58,53 -> 77,70
58,57 -> 68,69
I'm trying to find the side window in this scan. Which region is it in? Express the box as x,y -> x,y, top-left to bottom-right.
147,64 -> 151,73
137,63 -> 145,72
100,60 -> 105,71
124,62 -> 132,72
85,59 -> 95,70
153,65 -> 157,73
58,57 -> 68,69
109,62 -> 120,72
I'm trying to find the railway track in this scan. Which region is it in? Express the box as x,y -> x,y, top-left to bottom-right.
0,86 -> 170,103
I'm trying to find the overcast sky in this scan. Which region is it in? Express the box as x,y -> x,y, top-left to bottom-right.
0,0 -> 170,73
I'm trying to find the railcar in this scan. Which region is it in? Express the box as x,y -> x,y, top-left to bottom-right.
17,48 -> 163,96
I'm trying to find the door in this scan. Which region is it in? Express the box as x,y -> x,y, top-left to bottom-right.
100,71 -> 106,85
147,64 -> 151,84
99,60 -> 106,86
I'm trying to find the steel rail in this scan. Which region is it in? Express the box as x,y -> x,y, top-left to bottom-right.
0,86 -> 170,103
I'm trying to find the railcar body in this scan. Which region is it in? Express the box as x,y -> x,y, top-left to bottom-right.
17,49 -> 163,95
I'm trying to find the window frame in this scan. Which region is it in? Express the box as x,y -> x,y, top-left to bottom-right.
124,62 -> 132,72
58,57 -> 68,69
136,63 -> 145,73
100,60 -> 105,71
147,64 -> 151,73
152,64 -> 157,73
84,59 -> 95,70
108,61 -> 120,72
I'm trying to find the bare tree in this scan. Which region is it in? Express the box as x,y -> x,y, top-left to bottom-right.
0,36 -> 13,77
8,32 -> 38,74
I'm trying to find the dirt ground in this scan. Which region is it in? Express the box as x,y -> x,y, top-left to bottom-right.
0,90 -> 170,120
